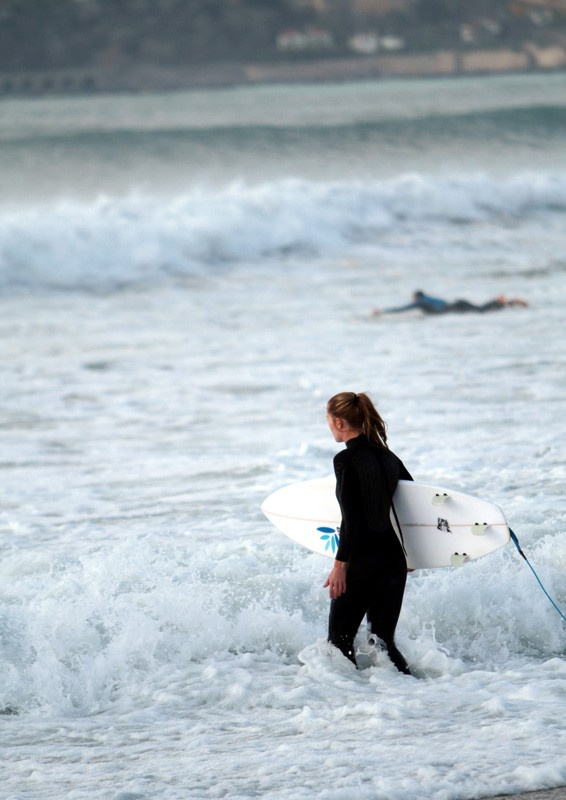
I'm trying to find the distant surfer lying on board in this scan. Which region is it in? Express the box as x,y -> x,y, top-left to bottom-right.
373,290 -> 529,316
324,392 -> 413,675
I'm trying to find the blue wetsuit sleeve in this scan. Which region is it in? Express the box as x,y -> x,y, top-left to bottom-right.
384,295 -> 447,314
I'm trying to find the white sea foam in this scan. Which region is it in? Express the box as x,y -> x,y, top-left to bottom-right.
1,249 -> 564,798
0,77 -> 565,800
1,171 -> 566,291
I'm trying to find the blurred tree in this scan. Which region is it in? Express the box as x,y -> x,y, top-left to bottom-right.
415,0 -> 450,24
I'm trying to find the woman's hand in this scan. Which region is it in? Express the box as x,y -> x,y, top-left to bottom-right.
324,560 -> 347,599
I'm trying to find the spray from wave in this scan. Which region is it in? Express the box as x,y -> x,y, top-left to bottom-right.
2,172 -> 565,292
1,528 -> 563,717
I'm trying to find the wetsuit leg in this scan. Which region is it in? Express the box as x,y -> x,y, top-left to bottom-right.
328,558 -> 411,673
479,300 -> 505,312
447,300 -> 480,313
327,571 -> 368,666
421,303 -> 445,314
366,570 -> 411,675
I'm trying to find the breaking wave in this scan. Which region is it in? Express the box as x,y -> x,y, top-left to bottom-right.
2,171 -> 565,292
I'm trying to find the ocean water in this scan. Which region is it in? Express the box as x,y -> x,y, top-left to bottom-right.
0,72 -> 565,800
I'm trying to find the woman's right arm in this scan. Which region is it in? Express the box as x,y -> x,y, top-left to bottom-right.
323,560 -> 347,599
324,457 -> 350,598
333,458 -> 351,563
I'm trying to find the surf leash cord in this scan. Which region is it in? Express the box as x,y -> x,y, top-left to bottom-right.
509,528 -> 566,623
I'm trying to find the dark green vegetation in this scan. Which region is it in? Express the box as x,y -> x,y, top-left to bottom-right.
0,0 -> 562,72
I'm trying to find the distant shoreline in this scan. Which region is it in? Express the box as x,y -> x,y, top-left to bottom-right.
1,44 -> 565,98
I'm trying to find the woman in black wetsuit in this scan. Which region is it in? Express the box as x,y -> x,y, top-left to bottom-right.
324,392 -> 413,675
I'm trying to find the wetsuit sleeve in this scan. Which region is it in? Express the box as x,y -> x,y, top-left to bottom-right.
333,458 -> 353,563
383,302 -> 418,314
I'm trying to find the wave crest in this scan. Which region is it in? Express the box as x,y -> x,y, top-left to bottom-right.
1,172 -> 565,291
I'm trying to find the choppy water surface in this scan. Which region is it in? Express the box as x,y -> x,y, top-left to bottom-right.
0,73 -> 565,800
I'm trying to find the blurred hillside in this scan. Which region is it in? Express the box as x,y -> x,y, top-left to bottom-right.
0,0 -> 564,92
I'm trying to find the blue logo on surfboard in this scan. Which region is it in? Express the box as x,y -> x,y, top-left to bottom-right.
317,526 -> 339,554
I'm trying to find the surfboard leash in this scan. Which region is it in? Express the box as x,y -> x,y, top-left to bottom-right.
509,529 -> 566,623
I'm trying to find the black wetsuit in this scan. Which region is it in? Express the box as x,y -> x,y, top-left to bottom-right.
328,434 -> 413,674
385,293 -> 505,315
443,299 -> 504,314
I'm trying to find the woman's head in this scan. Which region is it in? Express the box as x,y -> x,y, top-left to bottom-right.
326,391 -> 388,448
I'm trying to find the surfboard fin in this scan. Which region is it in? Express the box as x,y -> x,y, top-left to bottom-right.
432,492 -> 450,506
471,523 -> 488,535
450,553 -> 470,567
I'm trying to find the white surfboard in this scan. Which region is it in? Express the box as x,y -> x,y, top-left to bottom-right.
261,477 -> 510,570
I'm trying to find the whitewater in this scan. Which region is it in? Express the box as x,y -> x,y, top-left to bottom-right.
0,73 -> 565,800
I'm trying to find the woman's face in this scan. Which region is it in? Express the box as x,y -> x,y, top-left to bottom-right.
326,411 -> 344,443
